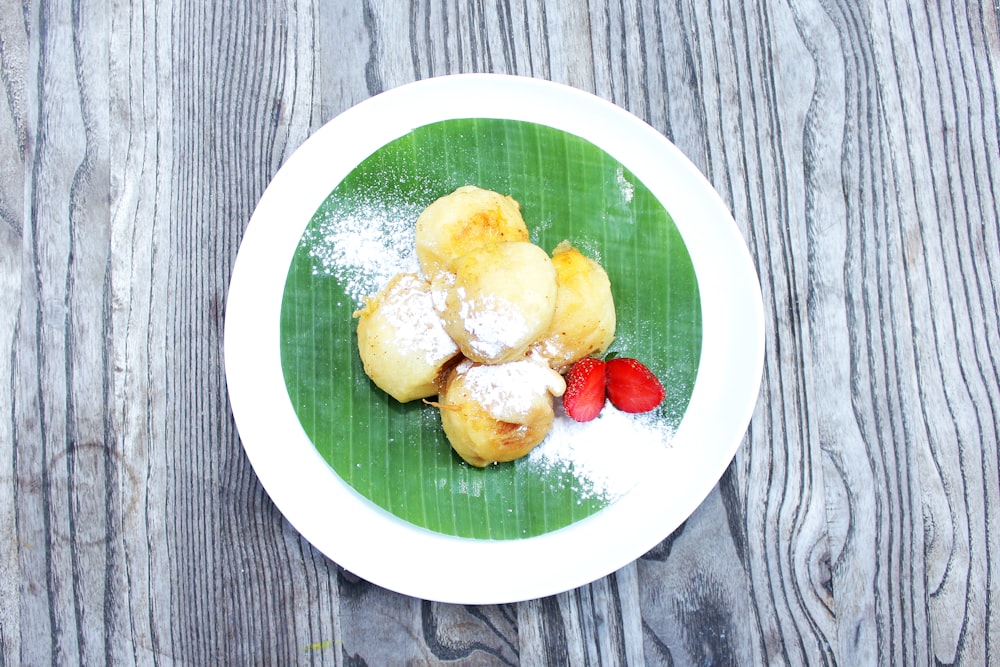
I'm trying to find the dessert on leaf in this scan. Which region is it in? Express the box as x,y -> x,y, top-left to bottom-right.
436,358 -> 565,467
415,185 -> 529,277
431,240 -> 557,364
354,185 -> 662,467
354,273 -> 460,402
531,241 -> 616,372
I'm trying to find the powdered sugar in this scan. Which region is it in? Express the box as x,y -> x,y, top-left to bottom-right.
375,274 -> 458,363
616,166 -> 635,203
456,292 -> 529,360
527,403 -> 674,502
454,358 -> 565,421
306,197 -> 423,305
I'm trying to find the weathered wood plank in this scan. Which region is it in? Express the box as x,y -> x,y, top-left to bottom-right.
107,0 -> 334,663
0,1 -> 28,664
817,1 -> 1000,664
10,1 -> 112,665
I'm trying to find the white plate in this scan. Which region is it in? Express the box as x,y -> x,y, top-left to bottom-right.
224,74 -> 764,604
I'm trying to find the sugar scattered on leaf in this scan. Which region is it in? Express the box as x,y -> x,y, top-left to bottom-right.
616,166 -> 635,203
527,403 -> 673,502
306,197 -> 424,305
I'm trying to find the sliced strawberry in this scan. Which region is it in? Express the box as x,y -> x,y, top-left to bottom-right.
605,357 -> 665,413
562,357 -> 607,422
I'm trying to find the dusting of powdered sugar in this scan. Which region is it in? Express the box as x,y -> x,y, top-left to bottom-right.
305,196 -> 424,305
527,403 -> 674,502
454,358 -> 564,420
616,166 -> 635,203
566,238 -> 604,266
377,274 -> 458,363
457,292 -> 530,360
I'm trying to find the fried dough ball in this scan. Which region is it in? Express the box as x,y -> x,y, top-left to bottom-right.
437,358 -> 566,467
415,185 -> 529,278
354,273 -> 461,402
531,242 -> 616,372
432,241 -> 557,364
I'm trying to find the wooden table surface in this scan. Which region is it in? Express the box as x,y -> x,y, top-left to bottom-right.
3,1 -> 999,664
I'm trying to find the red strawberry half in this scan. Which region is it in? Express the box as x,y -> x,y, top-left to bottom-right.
605,357 -> 665,413
562,357 -> 607,422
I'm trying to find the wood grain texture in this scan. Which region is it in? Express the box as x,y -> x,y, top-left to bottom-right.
3,0 -> 998,664
0,1 -> 27,662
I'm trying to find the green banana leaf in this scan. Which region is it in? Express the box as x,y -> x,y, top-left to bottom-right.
280,118 -> 701,540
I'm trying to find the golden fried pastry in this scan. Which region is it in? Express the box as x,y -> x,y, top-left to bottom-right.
415,185 -> 529,278
431,241 -> 557,364
436,358 -> 566,467
531,242 -> 616,372
354,273 -> 460,402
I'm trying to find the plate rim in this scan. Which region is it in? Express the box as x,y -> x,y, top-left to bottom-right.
224,73 -> 765,604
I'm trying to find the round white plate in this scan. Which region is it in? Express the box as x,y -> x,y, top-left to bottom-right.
224,74 -> 764,604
